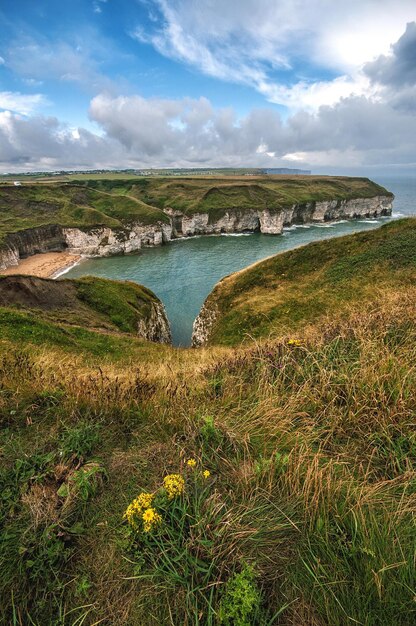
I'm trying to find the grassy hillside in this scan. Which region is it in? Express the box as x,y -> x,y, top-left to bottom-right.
81,175 -> 392,216
0,177 -> 392,245
198,218 -> 416,346
0,184 -> 168,244
0,275 -> 166,340
1,222 -> 415,626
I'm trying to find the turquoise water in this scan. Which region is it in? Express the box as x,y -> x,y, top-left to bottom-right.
65,176 -> 415,346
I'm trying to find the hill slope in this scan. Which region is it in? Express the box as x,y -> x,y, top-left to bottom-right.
1,221 -> 415,626
0,184 -> 168,245
193,218 -> 416,345
81,175 -> 392,214
0,275 -> 171,344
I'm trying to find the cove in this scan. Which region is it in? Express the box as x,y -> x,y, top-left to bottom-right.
64,216 -> 395,346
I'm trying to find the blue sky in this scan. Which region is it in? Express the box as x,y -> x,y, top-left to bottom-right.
0,0 -> 415,172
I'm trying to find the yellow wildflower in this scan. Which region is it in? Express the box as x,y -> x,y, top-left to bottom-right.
186,458 -> 197,468
142,507 -> 162,533
288,339 -> 302,346
124,492 -> 154,529
203,470 -> 211,479
163,474 -> 185,499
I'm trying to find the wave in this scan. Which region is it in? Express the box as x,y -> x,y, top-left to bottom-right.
53,258 -> 83,279
220,232 -> 253,237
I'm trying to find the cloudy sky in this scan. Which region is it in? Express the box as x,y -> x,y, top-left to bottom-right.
0,0 -> 415,172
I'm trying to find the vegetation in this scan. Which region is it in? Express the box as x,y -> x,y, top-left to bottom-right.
0,219 -> 415,625
80,175 -> 391,218
0,176 -> 391,248
0,275 -> 163,336
200,218 -> 416,345
0,183 -> 168,245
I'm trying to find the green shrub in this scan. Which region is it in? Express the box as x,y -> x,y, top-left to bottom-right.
59,421 -> 101,459
219,565 -> 262,626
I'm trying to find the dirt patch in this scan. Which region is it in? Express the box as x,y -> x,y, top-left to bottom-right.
0,274 -> 80,310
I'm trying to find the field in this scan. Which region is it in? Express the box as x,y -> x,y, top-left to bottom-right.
79,175 -> 391,216
0,219 -> 415,625
0,184 -> 168,245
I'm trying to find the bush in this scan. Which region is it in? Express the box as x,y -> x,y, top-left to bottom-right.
219,565 -> 262,626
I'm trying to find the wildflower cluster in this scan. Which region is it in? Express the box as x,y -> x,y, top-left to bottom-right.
124,458 -> 212,534
163,474 -> 185,499
186,458 -> 211,479
287,338 -> 302,346
124,492 -> 156,531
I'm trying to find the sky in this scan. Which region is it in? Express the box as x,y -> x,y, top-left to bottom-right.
0,0 -> 415,173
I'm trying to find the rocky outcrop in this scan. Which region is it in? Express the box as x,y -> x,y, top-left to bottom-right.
192,300 -> 219,347
62,223 -> 173,257
137,301 -> 172,344
170,195 -> 393,238
0,222 -> 172,271
0,225 -> 67,270
0,195 -> 393,272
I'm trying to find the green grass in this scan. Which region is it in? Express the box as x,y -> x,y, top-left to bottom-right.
0,220 -> 415,626
80,175 -> 392,218
200,218 -> 416,346
0,183 -> 168,245
0,274 -> 165,336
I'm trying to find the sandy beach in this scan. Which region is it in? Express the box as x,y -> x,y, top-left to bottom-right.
1,252 -> 81,279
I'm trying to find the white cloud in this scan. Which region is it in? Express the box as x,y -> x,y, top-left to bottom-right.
2,20 -> 416,172
93,0 -> 108,13
0,91 -> 48,115
6,89 -> 414,171
132,0 -> 416,111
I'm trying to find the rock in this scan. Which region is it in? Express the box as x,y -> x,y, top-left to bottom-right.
192,300 -> 219,347
137,301 -> 172,344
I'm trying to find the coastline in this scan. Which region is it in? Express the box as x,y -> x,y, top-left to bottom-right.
1,251 -> 82,279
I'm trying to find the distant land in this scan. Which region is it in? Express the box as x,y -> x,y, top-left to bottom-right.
0,166 -> 311,181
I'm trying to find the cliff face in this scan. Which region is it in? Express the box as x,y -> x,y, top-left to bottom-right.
137,301 -> 172,344
62,222 -> 173,257
0,195 -> 393,272
192,300 -> 219,347
0,222 -> 172,271
171,195 -> 393,237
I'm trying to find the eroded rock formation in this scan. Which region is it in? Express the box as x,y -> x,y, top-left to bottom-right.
0,195 -> 393,272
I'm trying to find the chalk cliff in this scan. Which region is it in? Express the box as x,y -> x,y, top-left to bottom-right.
0,194 -> 393,272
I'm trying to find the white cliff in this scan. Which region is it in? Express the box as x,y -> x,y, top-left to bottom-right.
0,195 -> 393,272
137,301 -> 172,344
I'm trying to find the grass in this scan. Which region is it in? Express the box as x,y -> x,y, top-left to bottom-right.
0,183 -> 168,245
198,218 -> 416,345
80,175 -> 392,218
0,220 -> 415,625
0,274 -> 165,337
